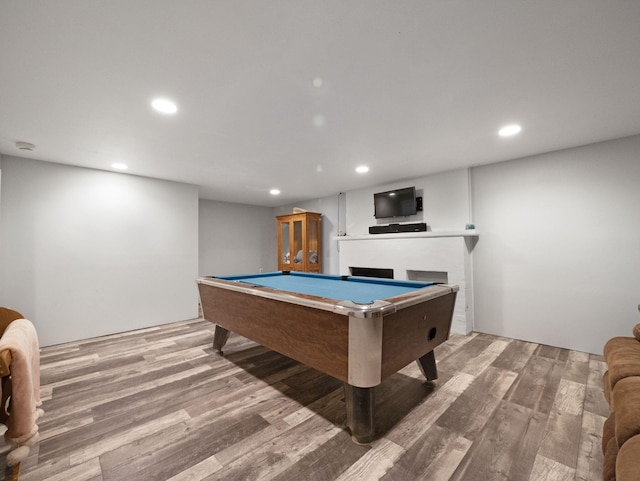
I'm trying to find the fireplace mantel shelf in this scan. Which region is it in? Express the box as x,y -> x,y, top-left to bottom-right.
334,229 -> 478,242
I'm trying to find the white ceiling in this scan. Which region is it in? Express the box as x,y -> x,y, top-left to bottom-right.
1,1 -> 640,206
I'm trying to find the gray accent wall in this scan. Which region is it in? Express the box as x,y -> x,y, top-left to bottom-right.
199,199 -> 275,277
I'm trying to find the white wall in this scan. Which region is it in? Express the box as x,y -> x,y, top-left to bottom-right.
199,199 -> 275,276
472,135 -> 640,354
0,157 -> 199,346
274,194 -> 342,275
345,169 -> 471,235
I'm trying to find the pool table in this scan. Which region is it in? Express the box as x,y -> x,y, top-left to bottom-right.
197,271 -> 458,444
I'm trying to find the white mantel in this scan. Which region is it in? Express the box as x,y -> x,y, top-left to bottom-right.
334,230 -> 478,241
336,231 -> 478,335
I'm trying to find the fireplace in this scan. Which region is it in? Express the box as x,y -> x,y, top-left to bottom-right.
349,266 -> 394,279
337,232 -> 477,335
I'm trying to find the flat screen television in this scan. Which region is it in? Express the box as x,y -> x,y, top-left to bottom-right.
373,186 -> 417,219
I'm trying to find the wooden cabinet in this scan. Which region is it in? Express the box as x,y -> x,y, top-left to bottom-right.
277,212 -> 322,273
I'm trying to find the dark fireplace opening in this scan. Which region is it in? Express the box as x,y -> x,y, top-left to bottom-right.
349,266 -> 394,279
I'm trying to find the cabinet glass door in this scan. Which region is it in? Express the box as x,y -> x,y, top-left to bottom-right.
308,218 -> 318,268
281,221 -> 291,266
292,220 -> 303,269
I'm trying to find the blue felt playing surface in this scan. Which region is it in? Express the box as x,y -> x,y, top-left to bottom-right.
219,271 -> 432,305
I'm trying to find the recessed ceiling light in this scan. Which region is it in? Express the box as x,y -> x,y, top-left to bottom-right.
270,189 -> 281,195
313,114 -> 326,127
16,141 -> 35,151
151,98 -> 177,114
312,77 -> 324,88
112,163 -> 128,170
498,124 -> 522,137
356,165 -> 369,174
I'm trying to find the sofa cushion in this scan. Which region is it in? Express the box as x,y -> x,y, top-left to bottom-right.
604,337 -> 640,389
602,413 -> 616,454
603,370 -> 612,406
616,434 -> 640,481
603,435 -> 618,481
634,323 -> 640,341
613,376 -> 640,447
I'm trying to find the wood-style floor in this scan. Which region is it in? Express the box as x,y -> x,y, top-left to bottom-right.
3,318 -> 608,481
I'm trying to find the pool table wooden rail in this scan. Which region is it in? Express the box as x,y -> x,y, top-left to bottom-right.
198,275 -> 399,317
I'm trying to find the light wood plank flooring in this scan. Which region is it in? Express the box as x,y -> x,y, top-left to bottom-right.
2,318 -> 608,481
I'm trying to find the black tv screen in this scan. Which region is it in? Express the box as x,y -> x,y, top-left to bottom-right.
374,186 -> 417,219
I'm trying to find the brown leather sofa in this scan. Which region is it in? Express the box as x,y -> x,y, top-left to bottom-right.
602,318 -> 640,481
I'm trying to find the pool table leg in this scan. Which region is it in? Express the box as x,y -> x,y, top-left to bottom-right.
213,325 -> 230,354
417,350 -> 438,381
343,384 -> 375,445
